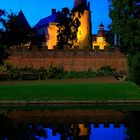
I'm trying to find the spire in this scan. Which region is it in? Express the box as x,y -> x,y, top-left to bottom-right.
98,22 -> 105,37
17,10 -> 31,29
99,22 -> 104,30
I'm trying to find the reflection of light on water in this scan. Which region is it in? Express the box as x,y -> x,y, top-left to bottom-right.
90,123 -> 126,140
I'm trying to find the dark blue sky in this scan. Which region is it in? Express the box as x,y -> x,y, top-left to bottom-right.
0,0 -> 111,33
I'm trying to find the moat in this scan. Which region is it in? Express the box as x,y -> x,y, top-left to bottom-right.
0,109 -> 137,140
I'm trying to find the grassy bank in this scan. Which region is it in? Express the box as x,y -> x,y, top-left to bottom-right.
0,81 -> 140,101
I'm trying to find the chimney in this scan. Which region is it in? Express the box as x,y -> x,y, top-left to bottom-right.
52,9 -> 56,15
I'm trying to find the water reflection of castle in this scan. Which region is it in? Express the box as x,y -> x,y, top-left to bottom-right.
4,110 -> 125,140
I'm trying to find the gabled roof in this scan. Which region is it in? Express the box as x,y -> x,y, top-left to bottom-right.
35,12 -> 60,28
17,10 -> 31,29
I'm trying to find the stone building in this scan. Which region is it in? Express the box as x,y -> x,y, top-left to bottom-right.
17,0 -> 108,50
35,0 -> 93,50
92,23 -> 108,50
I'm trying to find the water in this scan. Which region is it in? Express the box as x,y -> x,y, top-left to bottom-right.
0,109 -> 133,140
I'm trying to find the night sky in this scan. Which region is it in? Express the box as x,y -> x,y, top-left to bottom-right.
0,0 -> 111,33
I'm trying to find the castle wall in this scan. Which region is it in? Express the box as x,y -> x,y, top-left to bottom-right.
9,47 -> 127,72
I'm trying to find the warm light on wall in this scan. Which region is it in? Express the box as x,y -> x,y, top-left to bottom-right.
47,23 -> 58,49
74,10 -> 90,48
93,36 -> 108,50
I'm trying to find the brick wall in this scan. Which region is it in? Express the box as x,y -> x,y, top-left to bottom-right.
9,46 -> 127,72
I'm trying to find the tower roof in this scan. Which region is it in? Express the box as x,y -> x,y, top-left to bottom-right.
17,10 -> 31,29
97,23 -> 105,37
99,22 -> 104,28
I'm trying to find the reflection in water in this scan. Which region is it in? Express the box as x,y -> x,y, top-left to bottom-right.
90,124 -> 126,140
38,123 -> 126,140
0,109 -> 135,140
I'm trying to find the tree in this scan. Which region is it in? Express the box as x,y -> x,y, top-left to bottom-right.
109,0 -> 140,54
0,44 -> 9,65
56,7 -> 81,49
0,10 -> 31,47
109,0 -> 140,84
0,10 -> 9,64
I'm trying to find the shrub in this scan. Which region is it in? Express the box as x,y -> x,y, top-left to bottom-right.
46,67 -> 65,79
128,53 -> 140,85
9,67 -> 21,81
21,66 -> 38,73
64,69 -> 97,79
96,65 -> 116,76
39,67 -> 47,80
64,71 -> 79,79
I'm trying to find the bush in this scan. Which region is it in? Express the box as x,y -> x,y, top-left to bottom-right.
21,66 -> 38,73
46,67 -> 65,79
9,67 -> 21,81
39,67 -> 47,80
128,53 -> 140,85
64,71 -> 79,79
64,69 -> 97,79
96,65 -> 116,76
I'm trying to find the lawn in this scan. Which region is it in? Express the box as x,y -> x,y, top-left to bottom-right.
0,81 -> 140,101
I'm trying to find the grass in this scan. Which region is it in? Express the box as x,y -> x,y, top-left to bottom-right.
0,81 -> 140,101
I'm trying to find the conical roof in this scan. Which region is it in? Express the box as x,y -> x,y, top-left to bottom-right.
99,22 -> 104,28
17,10 -> 31,29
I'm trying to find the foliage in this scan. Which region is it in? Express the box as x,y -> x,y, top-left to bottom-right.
0,44 -> 9,65
125,111 -> 140,140
0,10 -> 31,47
9,66 -> 21,81
39,67 -> 47,80
64,70 -> 96,79
56,7 -> 81,49
105,29 -> 114,47
46,66 -> 65,79
0,64 -> 118,81
21,66 -> 38,73
97,65 -> 116,76
128,53 -> 140,85
109,0 -> 140,54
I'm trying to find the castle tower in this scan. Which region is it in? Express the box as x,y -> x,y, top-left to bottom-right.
74,0 -> 87,8
97,22 -> 104,37
73,0 -> 92,49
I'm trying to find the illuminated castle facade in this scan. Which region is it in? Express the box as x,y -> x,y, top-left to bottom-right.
92,23 -> 109,50
35,0 -> 108,50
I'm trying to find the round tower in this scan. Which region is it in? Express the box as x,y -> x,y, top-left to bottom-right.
73,0 -> 92,49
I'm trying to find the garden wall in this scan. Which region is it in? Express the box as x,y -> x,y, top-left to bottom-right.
8,46 -> 127,72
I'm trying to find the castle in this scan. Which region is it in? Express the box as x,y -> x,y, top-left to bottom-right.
8,0 -> 127,73
34,0 -> 108,50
